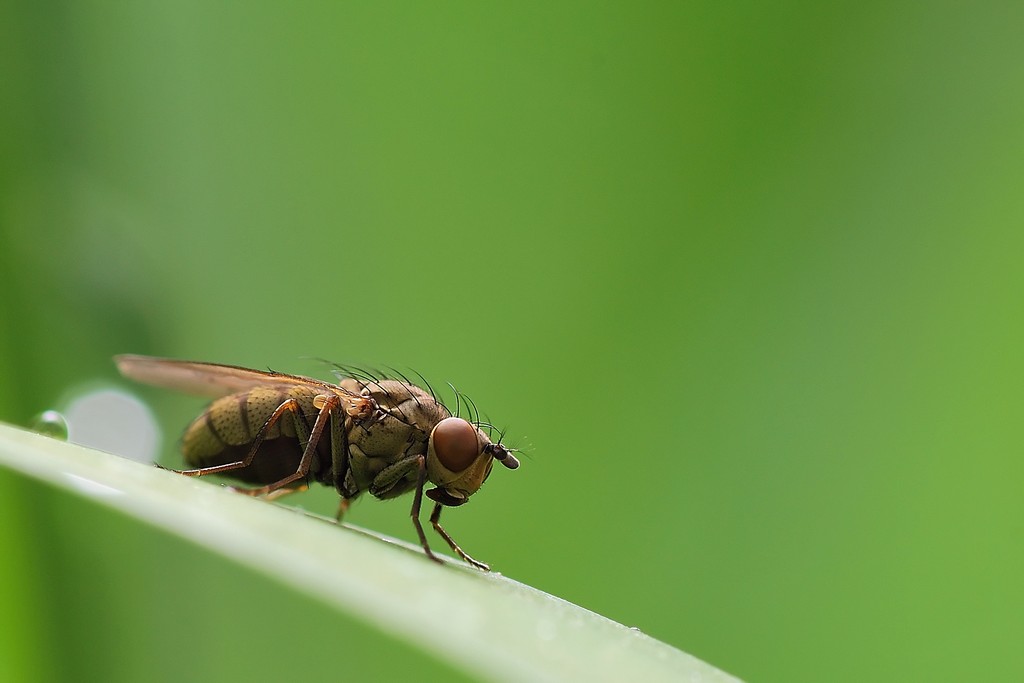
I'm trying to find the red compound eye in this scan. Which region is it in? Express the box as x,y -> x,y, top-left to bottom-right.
432,417 -> 479,472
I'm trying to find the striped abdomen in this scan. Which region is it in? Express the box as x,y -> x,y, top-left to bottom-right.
181,385 -> 334,486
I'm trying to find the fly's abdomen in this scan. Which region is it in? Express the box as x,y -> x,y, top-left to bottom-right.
181,386 -> 327,485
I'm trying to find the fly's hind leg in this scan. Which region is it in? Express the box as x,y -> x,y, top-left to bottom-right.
262,484 -> 309,502
232,394 -> 342,497
164,398 -> 309,479
167,394 -> 342,499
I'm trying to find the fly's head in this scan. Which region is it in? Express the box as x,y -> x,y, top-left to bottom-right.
425,417 -> 519,506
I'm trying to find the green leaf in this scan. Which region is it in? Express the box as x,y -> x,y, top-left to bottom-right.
0,423 -> 740,683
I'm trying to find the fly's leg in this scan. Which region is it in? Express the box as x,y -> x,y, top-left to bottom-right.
263,484 -> 309,502
409,455 -> 441,565
233,394 -> 342,497
369,456 -> 487,569
367,454 -> 422,498
334,498 -> 351,523
164,398 -> 309,478
328,399 -> 352,522
430,503 -> 489,571
367,454 -> 442,565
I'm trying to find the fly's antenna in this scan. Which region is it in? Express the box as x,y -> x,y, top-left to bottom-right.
504,434 -> 533,461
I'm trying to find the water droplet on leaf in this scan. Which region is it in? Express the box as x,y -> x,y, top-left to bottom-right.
30,410 -> 69,440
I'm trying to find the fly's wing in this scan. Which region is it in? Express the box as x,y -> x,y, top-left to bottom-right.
115,354 -> 353,399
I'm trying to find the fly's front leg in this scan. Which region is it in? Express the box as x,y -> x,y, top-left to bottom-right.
430,503 -> 489,571
410,456 -> 441,565
367,454 -> 422,498
369,455 -> 442,564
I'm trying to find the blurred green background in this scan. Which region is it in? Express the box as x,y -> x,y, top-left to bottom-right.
2,2 -> 1023,681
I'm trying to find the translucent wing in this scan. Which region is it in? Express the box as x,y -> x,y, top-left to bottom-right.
115,354 -> 354,399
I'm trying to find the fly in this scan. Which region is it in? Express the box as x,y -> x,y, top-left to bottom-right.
115,354 -> 520,570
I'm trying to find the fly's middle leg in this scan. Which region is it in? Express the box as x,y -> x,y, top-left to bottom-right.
334,497 -> 351,523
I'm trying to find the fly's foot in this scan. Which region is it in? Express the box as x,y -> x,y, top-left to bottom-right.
464,556 -> 490,571
226,485 -> 262,497
334,498 -> 351,523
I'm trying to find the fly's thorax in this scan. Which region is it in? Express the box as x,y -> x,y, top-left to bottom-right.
348,409 -> 426,460
348,380 -> 449,457
342,378 -> 450,493
337,376 -> 520,503
339,378 -> 435,412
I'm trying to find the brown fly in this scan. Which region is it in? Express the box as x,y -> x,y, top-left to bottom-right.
115,355 -> 519,569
